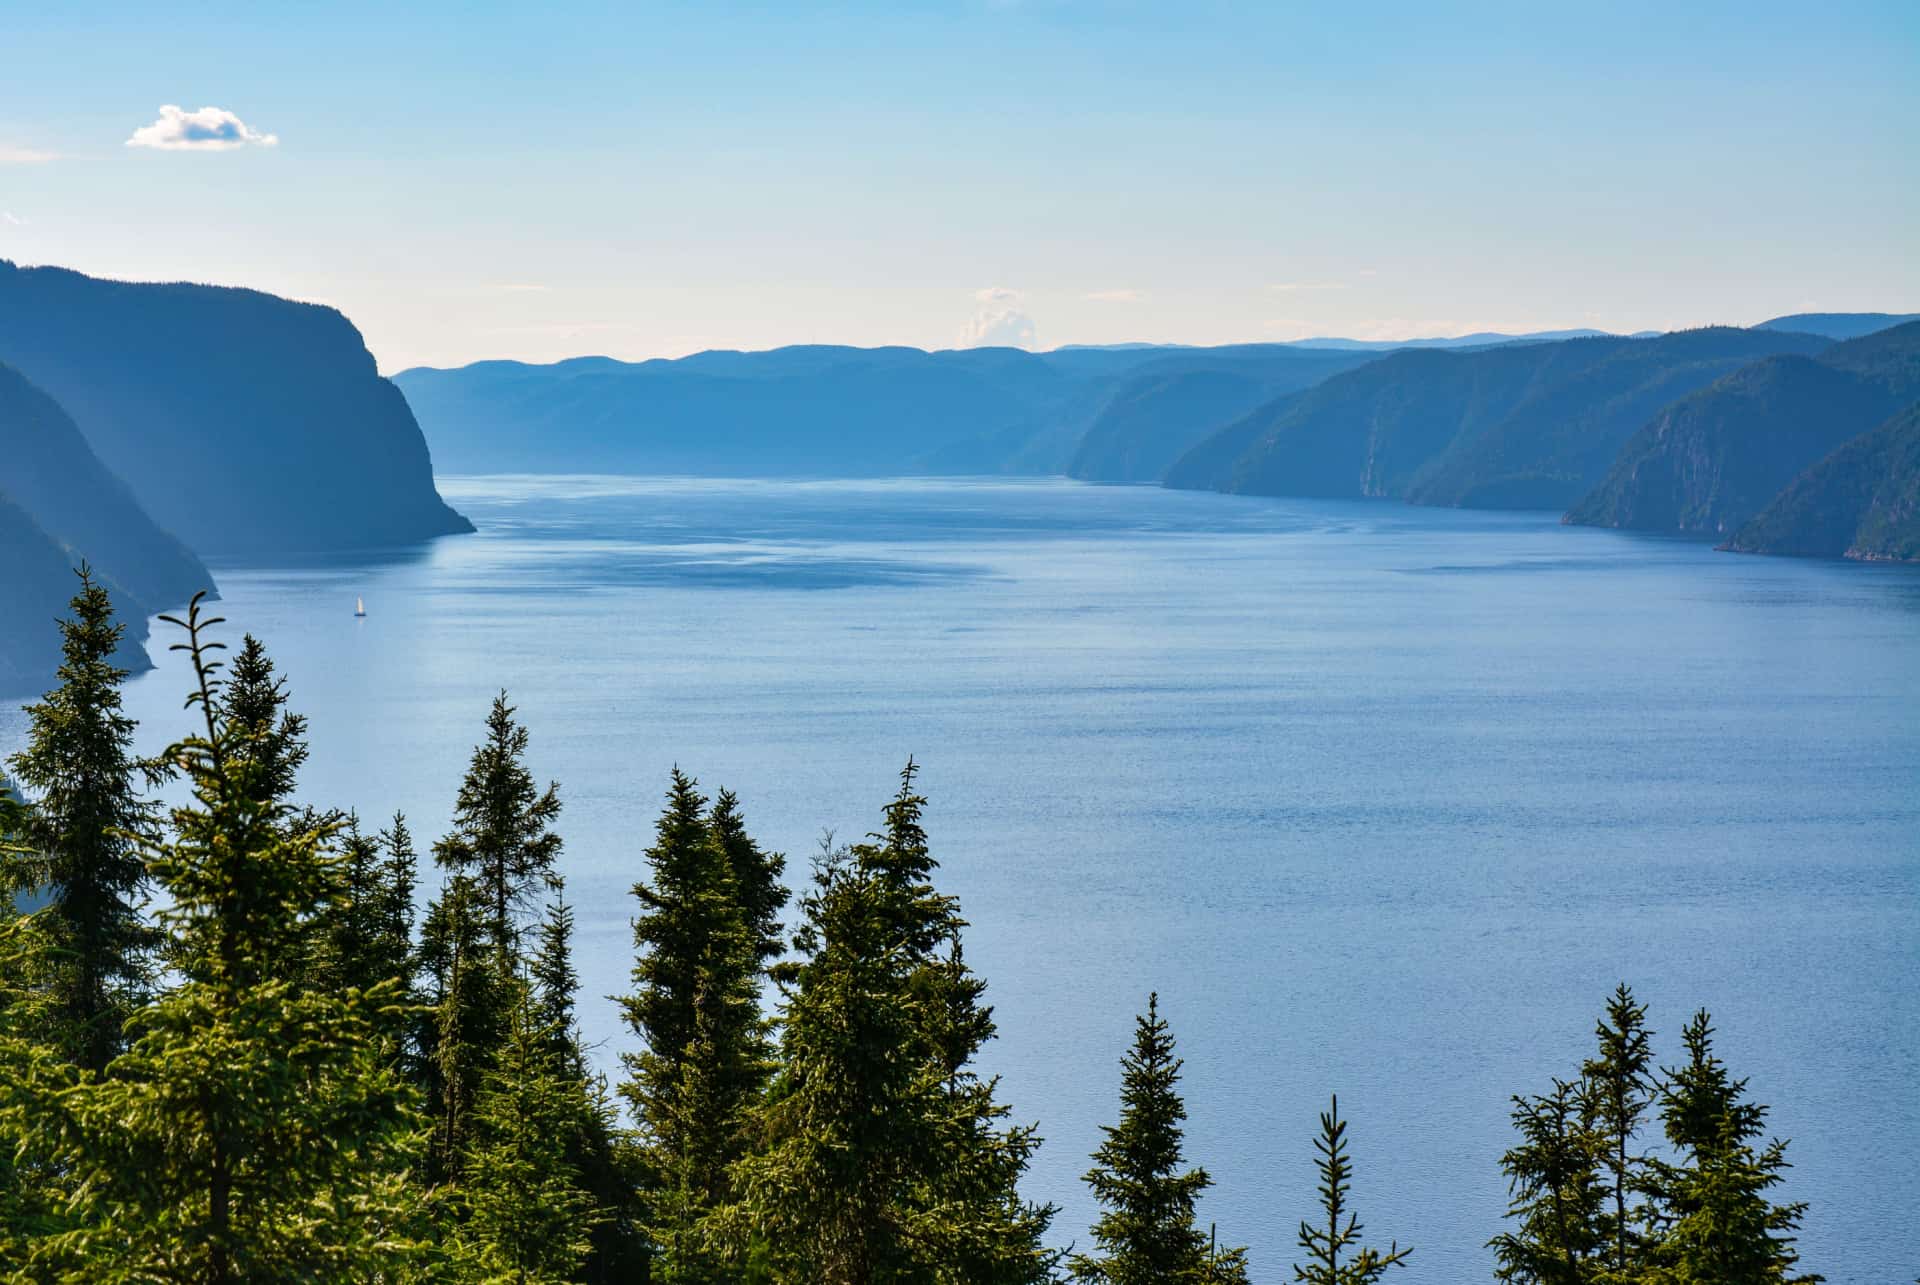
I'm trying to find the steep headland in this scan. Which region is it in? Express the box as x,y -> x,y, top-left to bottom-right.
0,260 -> 471,553
1567,322 -> 1920,537
1723,403 -> 1920,562
0,361 -> 209,613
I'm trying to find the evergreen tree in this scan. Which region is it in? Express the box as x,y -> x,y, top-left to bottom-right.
450,982 -> 607,1284
733,765 -> 1055,1285
1069,993 -> 1247,1285
1491,1080 -> 1605,1284
15,595 -> 429,1281
532,892 -> 580,1050
621,769 -> 766,1280
709,786 -> 788,970
5,568 -> 164,1070
1292,1096 -> 1408,1285
217,633 -> 310,808
1650,1011 -> 1820,1284
422,871 -> 512,1181
1581,984 -> 1657,1283
433,691 -> 563,967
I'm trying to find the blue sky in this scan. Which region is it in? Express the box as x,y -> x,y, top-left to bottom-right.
1,1 -> 1914,369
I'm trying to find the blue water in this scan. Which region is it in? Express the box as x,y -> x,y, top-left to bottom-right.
11,475 -> 1915,1282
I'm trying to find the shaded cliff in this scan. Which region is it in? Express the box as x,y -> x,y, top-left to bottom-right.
0,260 -> 470,553
1164,328 -> 1825,509
0,361 -> 209,612
1723,404 -> 1920,562
1567,322 -> 1920,536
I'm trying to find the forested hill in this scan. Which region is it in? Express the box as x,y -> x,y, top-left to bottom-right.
396,343 -> 1381,478
0,362 -> 209,689
1723,402 -> 1920,562
1162,327 -> 1829,509
0,261 -> 471,553
1567,321 -> 1920,538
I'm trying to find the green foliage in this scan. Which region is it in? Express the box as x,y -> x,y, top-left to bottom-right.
434,691 -> 564,965
449,983 -> 607,1284
1491,1080 -> 1605,1284
1291,1096 -> 1408,1285
5,568 -> 163,1070
8,595 -> 431,1283
1582,985 -> 1657,1282
733,764 -> 1056,1285
620,768 -> 770,1275
1649,1011 -> 1821,1285
1070,992 -> 1244,1285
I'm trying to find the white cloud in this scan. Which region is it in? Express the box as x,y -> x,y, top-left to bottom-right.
127,105 -> 278,151
0,144 -> 57,164
1085,288 -> 1144,303
1,211 -> 25,226
960,288 -> 1037,349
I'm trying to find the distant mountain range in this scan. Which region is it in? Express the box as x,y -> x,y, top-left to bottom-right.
395,342 -> 1383,478
2,271 -> 1913,692
0,261 -> 471,693
1161,328 -> 1832,510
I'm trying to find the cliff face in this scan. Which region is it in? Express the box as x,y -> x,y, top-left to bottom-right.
0,361 -> 209,611
0,495 -> 88,693
1567,322 -> 1920,537
0,261 -> 471,553
1165,328 -> 1826,509
1724,404 -> 1920,562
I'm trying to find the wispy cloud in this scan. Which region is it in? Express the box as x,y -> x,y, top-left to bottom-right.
1268,281 -> 1347,292
1,211 -> 26,226
960,287 -> 1037,349
127,105 -> 278,151
0,144 -> 57,165
1085,288 -> 1144,303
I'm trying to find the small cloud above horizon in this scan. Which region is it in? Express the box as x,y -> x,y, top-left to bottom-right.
961,287 -> 1037,349
0,144 -> 57,165
1,211 -> 26,226
1085,288 -> 1144,303
127,105 -> 278,151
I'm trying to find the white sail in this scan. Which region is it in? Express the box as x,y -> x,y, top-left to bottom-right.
355,596 -> 366,616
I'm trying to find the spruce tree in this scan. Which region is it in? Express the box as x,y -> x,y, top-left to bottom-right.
433,691 -> 563,966
532,892 -> 580,1051
16,595 -> 429,1281
422,871 -> 512,1181
1491,1080 -> 1604,1284
1581,984 -> 1656,1282
1069,993 -> 1246,1285
621,769 -> 766,1280
5,568 -> 163,1070
1291,1096 -> 1408,1285
1650,1011 -> 1820,1284
450,982 -> 606,1284
733,765 -> 1055,1285
217,633 -> 310,807
709,786 -> 788,970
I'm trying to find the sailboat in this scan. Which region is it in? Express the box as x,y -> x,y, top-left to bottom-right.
354,596 -> 367,618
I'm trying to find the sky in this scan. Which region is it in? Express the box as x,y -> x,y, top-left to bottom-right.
1,0 -> 1915,372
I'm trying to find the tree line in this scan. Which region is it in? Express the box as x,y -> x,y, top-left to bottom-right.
0,574 -> 1825,1282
